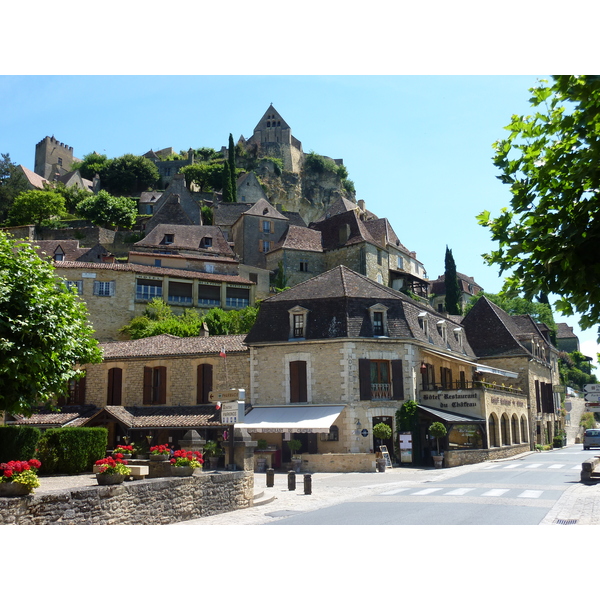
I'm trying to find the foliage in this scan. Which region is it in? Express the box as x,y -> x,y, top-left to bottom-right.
202,305 -> 259,335
180,162 -> 224,192
101,154 -> 160,196
256,439 -> 268,450
373,422 -> 392,440
0,459 -> 42,492
53,182 -> 93,214
271,260 -> 289,291
444,246 -> 461,315
7,189 -> 68,226
203,440 -> 222,457
201,204 -> 213,225
0,232 -> 102,415
228,133 -> 237,197
479,75 -> 600,335
221,161 -> 236,202
0,153 -> 28,223
195,147 -> 220,162
581,412 -> 597,430
37,428 -> 107,474
149,444 -> 170,455
94,456 -> 131,476
429,421 -> 447,454
559,350 -> 598,390
76,152 -> 110,181
0,426 -> 42,462
396,400 -> 418,432
287,439 -> 302,455
170,449 -> 203,468
75,189 -> 138,229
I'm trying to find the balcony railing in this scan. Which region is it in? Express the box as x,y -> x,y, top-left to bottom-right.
421,380 -> 524,394
371,383 -> 392,399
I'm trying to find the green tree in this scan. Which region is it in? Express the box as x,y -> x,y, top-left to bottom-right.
444,245 -> 461,315
53,182 -> 93,214
228,133 -> 237,198
0,153 -> 28,223
75,152 -> 110,181
478,75 -> 600,335
559,350 -> 598,390
0,231 -> 102,415
102,154 -> 159,196
221,162 -> 235,203
75,190 -> 138,229
7,189 -> 67,226
180,162 -> 223,192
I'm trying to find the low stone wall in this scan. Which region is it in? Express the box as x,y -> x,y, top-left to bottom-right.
0,471 -> 253,525
299,452 -> 376,473
445,444 -> 530,467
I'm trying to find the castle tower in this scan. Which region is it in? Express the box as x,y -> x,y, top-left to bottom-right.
244,104 -> 303,173
34,136 -> 75,179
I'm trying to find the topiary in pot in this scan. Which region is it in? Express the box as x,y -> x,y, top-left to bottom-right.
287,439 -> 302,458
373,422 -> 392,442
429,421 -> 447,455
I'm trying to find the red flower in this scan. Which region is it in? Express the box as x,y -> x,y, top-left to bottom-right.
28,459 -> 41,470
3,469 -> 13,478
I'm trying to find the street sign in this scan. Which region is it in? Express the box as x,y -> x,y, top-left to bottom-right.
584,392 -> 600,402
584,384 -> 600,393
585,402 -> 600,408
221,401 -> 245,424
209,390 -> 240,402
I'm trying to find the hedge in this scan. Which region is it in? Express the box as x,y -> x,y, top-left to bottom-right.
37,427 -> 108,474
0,426 -> 42,462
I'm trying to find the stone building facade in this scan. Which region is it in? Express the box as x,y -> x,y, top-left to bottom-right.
34,135 -> 77,179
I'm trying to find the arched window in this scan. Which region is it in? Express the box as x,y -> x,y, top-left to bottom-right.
511,414 -> 520,444
488,414 -> 498,447
520,415 -> 529,443
501,414 -> 510,445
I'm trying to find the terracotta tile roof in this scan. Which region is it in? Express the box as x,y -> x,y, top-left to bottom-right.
8,405 -> 98,427
18,164 -> 48,189
53,261 -> 254,285
88,404 -> 223,429
100,334 -> 248,360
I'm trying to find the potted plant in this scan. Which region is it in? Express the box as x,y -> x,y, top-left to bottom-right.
170,450 -> 203,477
287,439 -> 302,473
203,440 -> 222,470
429,421 -> 447,468
94,457 -> 131,485
0,459 -> 42,496
373,422 -> 392,472
149,444 -> 171,461
114,444 -> 134,459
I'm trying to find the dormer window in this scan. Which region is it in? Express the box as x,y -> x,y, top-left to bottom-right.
161,234 -> 174,245
201,236 -> 213,248
453,327 -> 463,348
369,304 -> 388,337
289,306 -> 309,340
418,312 -> 428,337
437,320 -> 447,342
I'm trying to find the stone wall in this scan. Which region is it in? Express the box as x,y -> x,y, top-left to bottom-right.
444,444 -> 529,467
299,452 -> 376,473
0,471 -> 253,525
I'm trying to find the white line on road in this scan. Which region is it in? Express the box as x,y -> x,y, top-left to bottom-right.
503,464 -> 519,469
481,489 -> 510,497
525,464 -> 542,469
443,488 -> 476,496
411,488 -> 443,495
379,488 -> 411,496
548,464 -> 565,469
518,490 -> 543,498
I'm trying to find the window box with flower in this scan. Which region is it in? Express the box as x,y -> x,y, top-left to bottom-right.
0,459 -> 42,496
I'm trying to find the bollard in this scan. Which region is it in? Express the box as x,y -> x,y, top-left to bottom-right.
266,468 -> 274,488
288,470 -> 296,491
304,473 -> 312,495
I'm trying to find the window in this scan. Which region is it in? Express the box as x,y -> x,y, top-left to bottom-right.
161,234 -> 174,245
397,256 -> 404,270
198,284 -> 221,306
320,425 -> 339,442
54,250 -> 64,261
136,279 -> 162,301
377,249 -> 383,265
418,312 -> 428,336
440,367 -> 453,389
437,320 -> 447,342
289,306 -> 309,339
143,366 -> 167,405
226,286 -> 250,308
289,360 -> 307,403
369,304 -> 388,337
421,362 -> 435,391
94,280 -> 115,297
201,237 -> 213,248
107,368 -> 122,406
154,259 -> 162,267
260,240 -> 272,253
359,358 -> 403,400
197,364 -> 213,404
57,373 -> 86,406
373,312 -> 384,336
261,220 -> 273,234
299,260 -> 309,272
168,281 -> 193,304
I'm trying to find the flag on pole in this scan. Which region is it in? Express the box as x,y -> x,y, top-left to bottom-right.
219,348 -> 227,358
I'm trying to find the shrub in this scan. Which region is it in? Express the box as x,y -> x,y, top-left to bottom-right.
0,426 -> 42,462
373,422 -> 392,440
37,428 -> 108,474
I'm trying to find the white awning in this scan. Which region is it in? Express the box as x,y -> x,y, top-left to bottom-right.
422,348 -> 518,379
235,405 -> 345,433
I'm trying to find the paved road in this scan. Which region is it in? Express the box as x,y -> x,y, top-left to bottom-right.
177,445 -> 600,526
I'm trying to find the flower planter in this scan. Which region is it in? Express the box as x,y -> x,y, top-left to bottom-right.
150,454 -> 170,461
96,473 -> 126,485
0,482 -> 31,496
170,466 -> 195,477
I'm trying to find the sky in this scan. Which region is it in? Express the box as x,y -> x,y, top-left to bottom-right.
3,74 -> 599,369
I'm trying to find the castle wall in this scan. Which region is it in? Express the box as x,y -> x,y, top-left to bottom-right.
34,136 -> 75,179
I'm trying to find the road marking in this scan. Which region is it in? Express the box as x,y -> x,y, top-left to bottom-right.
572,465 -> 581,470
443,488 -> 475,496
482,464 -> 500,469
481,489 -> 510,497
411,488 -> 443,496
503,464 -> 519,469
548,464 -> 564,469
380,488 -> 411,496
518,490 -> 543,498
525,464 -> 542,469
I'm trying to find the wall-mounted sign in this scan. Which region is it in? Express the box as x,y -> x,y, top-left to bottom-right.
221,401 -> 245,424
361,429 -> 369,437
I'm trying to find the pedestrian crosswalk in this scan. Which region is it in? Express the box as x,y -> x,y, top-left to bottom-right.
378,486 -> 549,499
482,462 -> 580,470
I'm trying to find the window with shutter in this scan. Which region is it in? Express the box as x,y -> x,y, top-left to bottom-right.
143,366 -> 167,404
107,368 -> 122,406
197,363 -> 213,404
290,361 -> 307,403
